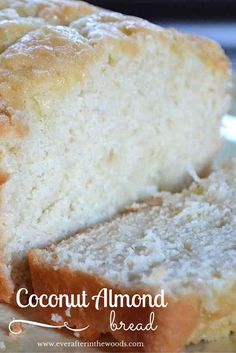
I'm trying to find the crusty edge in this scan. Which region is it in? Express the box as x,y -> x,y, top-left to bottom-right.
0,175 -> 14,303
0,263 -> 14,303
0,9 -> 231,116
28,250 -> 201,353
0,0 -> 100,26
0,1 -> 232,303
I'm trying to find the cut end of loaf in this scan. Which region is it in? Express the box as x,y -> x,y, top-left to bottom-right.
29,160 -> 236,351
0,0 -> 232,303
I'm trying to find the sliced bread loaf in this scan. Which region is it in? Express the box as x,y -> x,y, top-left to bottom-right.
0,0 -> 232,303
29,160 -> 236,352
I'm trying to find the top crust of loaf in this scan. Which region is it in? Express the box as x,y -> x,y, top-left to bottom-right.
0,0 -> 231,139
0,0 -> 99,25
0,0 -> 232,305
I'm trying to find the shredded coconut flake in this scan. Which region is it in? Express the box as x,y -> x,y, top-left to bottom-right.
186,162 -> 201,183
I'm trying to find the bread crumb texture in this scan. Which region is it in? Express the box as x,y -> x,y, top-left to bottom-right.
0,0 -> 232,303
29,160 -> 236,352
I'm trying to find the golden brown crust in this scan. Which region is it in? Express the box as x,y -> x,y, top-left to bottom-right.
0,103 -> 29,138
0,0 -> 232,304
71,10 -> 231,73
0,167 -> 12,303
0,264 -> 14,303
165,31 -> 231,74
0,171 -> 9,185
0,0 -> 99,25
29,251 -> 201,352
0,1 -> 230,141
0,17 -> 45,53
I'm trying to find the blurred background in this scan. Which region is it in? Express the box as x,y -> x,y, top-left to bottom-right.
87,0 -> 236,71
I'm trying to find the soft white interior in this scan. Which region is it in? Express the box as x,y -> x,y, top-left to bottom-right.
42,161 -> 236,298
0,35 -> 229,289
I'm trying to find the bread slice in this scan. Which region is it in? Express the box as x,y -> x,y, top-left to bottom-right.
0,0 -> 232,303
29,161 -> 236,352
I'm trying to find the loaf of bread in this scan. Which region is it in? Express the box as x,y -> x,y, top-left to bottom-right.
29,161 -> 236,352
0,0 -> 232,303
